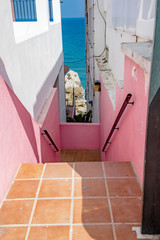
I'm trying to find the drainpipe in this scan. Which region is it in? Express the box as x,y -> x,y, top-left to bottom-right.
92,0 -> 96,122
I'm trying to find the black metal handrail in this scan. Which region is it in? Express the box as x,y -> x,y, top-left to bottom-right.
102,94 -> 134,152
42,129 -> 59,152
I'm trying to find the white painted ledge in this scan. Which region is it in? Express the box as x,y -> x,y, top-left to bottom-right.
13,21 -> 60,44
37,88 -> 57,128
132,227 -> 160,240
121,42 -> 153,74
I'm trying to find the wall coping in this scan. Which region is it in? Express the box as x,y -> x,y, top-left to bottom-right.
121,41 -> 153,74
37,88 -> 57,128
60,123 -> 100,126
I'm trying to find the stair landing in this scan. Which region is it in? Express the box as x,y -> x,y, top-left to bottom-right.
61,150 -> 101,162
0,161 -> 149,240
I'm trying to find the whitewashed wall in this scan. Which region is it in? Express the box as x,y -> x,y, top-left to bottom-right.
86,1 -> 92,108
0,0 -> 66,121
94,0 -> 156,84
107,0 -> 156,38
94,0 -> 106,57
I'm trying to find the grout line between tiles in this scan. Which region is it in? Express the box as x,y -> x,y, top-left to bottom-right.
14,163 -> 23,179
0,224 -> 70,227
4,197 -> 107,201
114,222 -> 142,225
15,178 -> 41,181
69,163 -> 75,240
0,222 -> 142,228
5,198 -> 36,201
4,196 -> 142,201
106,177 -> 136,179
14,176 -> 137,181
25,164 -> 46,240
72,151 -> 76,162
71,223 -> 112,226
102,162 -> 117,240
0,163 -> 22,209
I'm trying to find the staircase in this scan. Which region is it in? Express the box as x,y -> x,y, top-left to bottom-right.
0,151 -> 148,240
61,149 -> 101,162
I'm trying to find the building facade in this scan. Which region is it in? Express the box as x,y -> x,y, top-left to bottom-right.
0,0 -> 66,203
85,0 -> 157,185
1,0 -> 160,236
0,0 -> 66,122
85,0 -> 156,122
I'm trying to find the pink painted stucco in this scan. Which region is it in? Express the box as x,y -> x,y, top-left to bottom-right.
60,123 -> 100,149
0,76 -> 60,203
100,56 -> 149,185
39,88 -> 61,163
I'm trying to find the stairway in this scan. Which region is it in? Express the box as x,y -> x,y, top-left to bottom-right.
61,149 -> 101,162
0,155 -> 147,239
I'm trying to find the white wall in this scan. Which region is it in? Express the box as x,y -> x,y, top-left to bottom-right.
54,64 -> 66,122
0,0 -> 65,121
94,0 -> 156,84
94,0 -> 106,57
85,0 -> 100,122
136,0 -> 156,39
106,27 -> 137,84
85,1 -> 94,113
106,0 -> 156,38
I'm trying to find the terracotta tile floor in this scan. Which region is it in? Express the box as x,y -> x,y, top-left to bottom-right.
0,161 -> 151,240
61,150 -> 101,162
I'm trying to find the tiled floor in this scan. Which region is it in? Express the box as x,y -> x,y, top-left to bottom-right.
0,161 -> 151,240
61,150 -> 101,162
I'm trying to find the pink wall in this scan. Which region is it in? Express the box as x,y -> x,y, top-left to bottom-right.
40,88 -> 61,163
0,76 -> 60,203
60,123 -> 100,149
100,56 -> 149,184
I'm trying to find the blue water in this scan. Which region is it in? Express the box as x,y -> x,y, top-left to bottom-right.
62,18 -> 86,88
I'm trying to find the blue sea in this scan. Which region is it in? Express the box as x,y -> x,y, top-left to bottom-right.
62,18 -> 86,89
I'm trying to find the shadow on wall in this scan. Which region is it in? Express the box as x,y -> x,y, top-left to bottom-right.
0,58 -> 61,164
33,53 -> 63,120
0,58 -> 13,91
2,79 -> 61,164
38,88 -> 61,163
0,61 -> 61,202
7,83 -> 40,163
0,58 -> 40,163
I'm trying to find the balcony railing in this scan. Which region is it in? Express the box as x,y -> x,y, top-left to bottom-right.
102,93 -> 134,152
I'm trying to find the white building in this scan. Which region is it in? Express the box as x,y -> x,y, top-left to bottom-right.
0,0 -> 66,122
85,0 -> 156,122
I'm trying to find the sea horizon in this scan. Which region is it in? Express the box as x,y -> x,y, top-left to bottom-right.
62,17 -> 86,89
